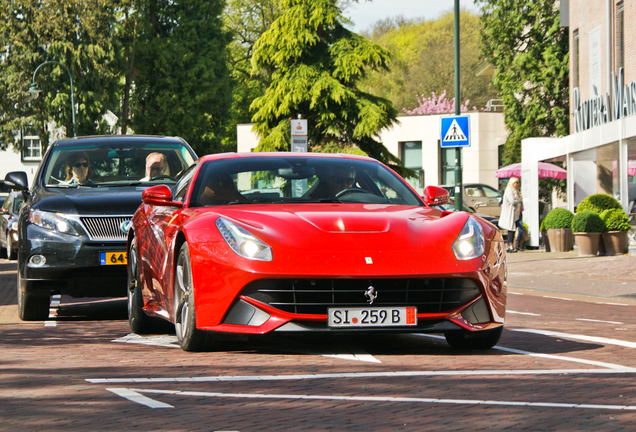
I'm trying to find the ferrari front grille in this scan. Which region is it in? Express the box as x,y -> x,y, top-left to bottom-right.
80,216 -> 131,241
242,278 -> 481,315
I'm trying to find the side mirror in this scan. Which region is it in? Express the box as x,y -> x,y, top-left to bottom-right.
142,185 -> 183,208
0,208 -> 8,214
423,185 -> 450,205
4,172 -> 29,191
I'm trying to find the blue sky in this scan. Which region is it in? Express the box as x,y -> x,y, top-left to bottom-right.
343,0 -> 481,33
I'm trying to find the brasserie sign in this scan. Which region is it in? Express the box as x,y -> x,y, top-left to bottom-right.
573,67 -> 636,133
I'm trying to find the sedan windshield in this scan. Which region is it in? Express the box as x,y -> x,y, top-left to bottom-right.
189,156 -> 423,207
42,141 -> 197,187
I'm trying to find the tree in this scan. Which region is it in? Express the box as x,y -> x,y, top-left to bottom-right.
131,0 -> 233,155
0,0 -> 122,149
250,0 -> 410,177
360,10 -> 497,113
477,0 -> 569,166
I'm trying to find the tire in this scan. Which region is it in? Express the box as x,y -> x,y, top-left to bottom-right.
17,272 -> 50,321
444,326 -> 503,350
127,240 -> 157,334
174,242 -> 212,351
7,233 -> 17,260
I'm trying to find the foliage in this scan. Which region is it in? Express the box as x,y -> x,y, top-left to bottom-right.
403,90 -> 472,115
131,0 -> 233,155
223,0 -> 282,150
250,0 -> 411,177
477,0 -> 569,165
600,209 -> 631,231
571,210 -> 605,233
0,0 -> 122,149
360,10 -> 497,112
576,193 -> 622,214
542,208 -> 573,230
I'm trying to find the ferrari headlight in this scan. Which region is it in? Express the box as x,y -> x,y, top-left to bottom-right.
215,217 -> 273,261
29,209 -> 79,236
452,217 -> 485,260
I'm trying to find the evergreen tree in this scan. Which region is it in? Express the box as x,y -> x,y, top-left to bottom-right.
250,0 -> 410,177
131,0 -> 232,155
478,0 -> 569,165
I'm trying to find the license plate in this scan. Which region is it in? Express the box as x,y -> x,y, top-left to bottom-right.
328,306 -> 417,328
100,251 -> 127,265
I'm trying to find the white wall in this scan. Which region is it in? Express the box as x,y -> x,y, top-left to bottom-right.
237,112 -> 508,192
0,143 -> 41,187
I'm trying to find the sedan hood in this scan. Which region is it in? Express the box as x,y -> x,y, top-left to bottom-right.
32,185 -> 146,216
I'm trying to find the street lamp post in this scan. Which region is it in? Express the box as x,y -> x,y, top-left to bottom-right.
28,60 -> 77,137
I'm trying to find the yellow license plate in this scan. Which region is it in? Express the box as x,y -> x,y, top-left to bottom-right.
100,251 -> 127,265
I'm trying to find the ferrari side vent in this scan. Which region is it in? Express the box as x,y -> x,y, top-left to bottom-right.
242,278 -> 481,315
80,216 -> 131,241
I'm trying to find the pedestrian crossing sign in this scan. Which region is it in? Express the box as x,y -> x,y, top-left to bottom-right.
440,115 -> 470,148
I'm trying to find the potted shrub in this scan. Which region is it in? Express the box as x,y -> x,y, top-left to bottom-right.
571,210 -> 605,256
542,208 -> 574,252
576,193 -> 622,214
600,208 -> 631,255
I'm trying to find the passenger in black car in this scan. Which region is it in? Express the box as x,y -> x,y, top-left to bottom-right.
62,151 -> 93,185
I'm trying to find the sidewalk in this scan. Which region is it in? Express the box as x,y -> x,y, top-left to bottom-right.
505,249 -> 636,303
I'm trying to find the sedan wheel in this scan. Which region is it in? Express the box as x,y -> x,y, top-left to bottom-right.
444,326 -> 503,350
127,240 -> 156,334
174,242 -> 211,351
17,272 -> 50,321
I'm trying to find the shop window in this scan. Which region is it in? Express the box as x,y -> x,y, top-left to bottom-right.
617,2 -> 624,70
400,141 -> 422,191
573,28 -> 580,88
441,147 -> 458,187
21,136 -> 42,161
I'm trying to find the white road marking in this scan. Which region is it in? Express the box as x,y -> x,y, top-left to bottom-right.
87,367 -> 636,385
115,387 -> 636,411
507,310 -> 541,316
543,296 -> 572,301
595,302 -> 629,306
512,329 -> 636,349
44,295 -> 62,327
507,292 -> 524,295
106,388 -> 173,408
576,318 -> 624,325
112,333 -> 180,349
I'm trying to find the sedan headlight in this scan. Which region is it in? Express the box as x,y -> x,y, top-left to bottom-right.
452,217 -> 485,260
215,217 -> 273,261
29,209 -> 79,236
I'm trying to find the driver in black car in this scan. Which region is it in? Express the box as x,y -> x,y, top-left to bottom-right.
311,165 -> 357,199
142,152 -> 168,181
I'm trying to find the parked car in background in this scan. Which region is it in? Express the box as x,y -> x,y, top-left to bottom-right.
127,152 -> 507,351
442,183 -> 503,217
433,197 -> 499,227
0,191 -> 24,260
3,135 -> 198,321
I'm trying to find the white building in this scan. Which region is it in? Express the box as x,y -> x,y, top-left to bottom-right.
238,112 -> 508,195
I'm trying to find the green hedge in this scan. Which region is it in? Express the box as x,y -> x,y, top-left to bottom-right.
571,210 -> 605,233
542,208 -> 574,230
600,208 -> 631,231
576,193 -> 622,214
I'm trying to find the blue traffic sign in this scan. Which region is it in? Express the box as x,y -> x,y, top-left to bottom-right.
440,115 -> 470,148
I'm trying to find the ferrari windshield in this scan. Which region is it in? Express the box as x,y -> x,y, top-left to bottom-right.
42,139 -> 197,187
189,156 -> 423,206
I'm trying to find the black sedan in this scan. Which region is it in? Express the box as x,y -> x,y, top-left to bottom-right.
4,135 -> 197,320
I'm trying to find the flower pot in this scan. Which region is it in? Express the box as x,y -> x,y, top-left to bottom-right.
573,232 -> 602,257
546,228 -> 574,252
602,230 -> 628,256
541,230 -> 550,252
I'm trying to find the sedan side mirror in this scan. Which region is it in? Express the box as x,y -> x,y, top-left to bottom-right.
142,185 -> 183,208
4,172 -> 29,191
423,185 -> 450,205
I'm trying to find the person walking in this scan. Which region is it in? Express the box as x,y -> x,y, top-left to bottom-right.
499,177 -> 523,253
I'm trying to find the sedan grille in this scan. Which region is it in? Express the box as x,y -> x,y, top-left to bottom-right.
242,278 -> 481,315
80,216 -> 131,241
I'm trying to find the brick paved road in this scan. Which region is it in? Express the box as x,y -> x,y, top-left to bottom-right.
1,256 -> 636,431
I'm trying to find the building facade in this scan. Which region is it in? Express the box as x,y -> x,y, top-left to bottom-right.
521,0 -> 636,250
